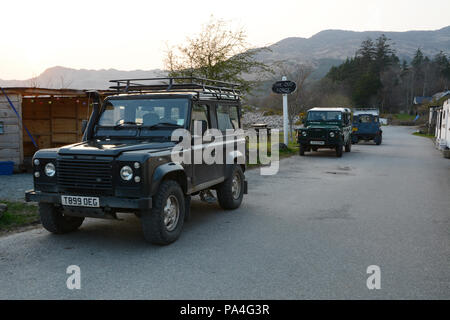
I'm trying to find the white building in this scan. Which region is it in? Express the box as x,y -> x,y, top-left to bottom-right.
435,99 -> 450,150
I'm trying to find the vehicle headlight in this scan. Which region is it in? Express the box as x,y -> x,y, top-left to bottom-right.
120,165 -> 133,181
329,132 -> 335,138
302,131 -> 307,137
44,163 -> 56,177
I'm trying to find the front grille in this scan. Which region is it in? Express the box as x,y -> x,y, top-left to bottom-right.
309,129 -> 326,139
57,158 -> 113,195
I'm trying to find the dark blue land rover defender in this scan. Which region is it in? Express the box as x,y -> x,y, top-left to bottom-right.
351,108 -> 382,145
25,78 -> 247,245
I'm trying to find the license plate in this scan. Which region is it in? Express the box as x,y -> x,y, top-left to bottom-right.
310,141 -> 325,145
61,195 -> 100,208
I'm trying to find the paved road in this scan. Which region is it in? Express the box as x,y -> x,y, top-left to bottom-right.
0,126 -> 449,299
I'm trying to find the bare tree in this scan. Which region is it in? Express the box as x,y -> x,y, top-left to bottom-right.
28,73 -> 40,88
164,17 -> 271,93
59,75 -> 74,89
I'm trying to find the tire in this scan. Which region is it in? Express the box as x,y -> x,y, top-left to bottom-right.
375,135 -> 382,145
141,180 -> 185,245
39,203 -> 84,234
345,140 -> 352,152
217,165 -> 245,210
336,144 -> 343,158
299,144 -> 306,156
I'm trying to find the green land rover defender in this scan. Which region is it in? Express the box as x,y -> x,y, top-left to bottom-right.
297,108 -> 353,158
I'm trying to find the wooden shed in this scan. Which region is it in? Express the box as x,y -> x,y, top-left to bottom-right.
0,87 -> 108,171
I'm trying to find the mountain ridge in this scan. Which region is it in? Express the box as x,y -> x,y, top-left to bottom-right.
1,26 -> 449,89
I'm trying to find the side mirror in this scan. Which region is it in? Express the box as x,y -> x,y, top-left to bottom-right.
81,120 -> 88,134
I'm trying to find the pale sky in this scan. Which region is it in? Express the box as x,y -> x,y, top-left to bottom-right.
1,0 -> 449,80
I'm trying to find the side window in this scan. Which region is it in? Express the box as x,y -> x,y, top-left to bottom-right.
230,106 -> 240,129
217,105 -> 239,131
191,104 -> 210,133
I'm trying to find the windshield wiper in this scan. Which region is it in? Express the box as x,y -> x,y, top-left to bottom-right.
113,121 -> 140,129
143,122 -> 183,129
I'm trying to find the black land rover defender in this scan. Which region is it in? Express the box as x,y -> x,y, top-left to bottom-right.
25,78 -> 247,245
297,107 -> 353,158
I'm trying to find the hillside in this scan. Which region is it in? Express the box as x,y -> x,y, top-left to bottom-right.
258,26 -> 450,64
0,66 -> 166,89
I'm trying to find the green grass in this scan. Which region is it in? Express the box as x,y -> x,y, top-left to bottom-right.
393,113 -> 416,121
0,201 -> 39,233
413,132 -> 434,139
247,131 -> 299,168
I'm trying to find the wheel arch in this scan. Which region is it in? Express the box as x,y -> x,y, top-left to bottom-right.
151,163 -> 188,196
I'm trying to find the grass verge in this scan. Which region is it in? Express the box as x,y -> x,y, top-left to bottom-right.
0,200 -> 40,234
413,132 -> 434,139
247,132 -> 299,169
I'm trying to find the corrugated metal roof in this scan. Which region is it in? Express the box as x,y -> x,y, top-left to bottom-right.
0,87 -> 116,97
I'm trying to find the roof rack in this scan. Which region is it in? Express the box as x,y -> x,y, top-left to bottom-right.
353,108 -> 380,115
109,77 -> 241,100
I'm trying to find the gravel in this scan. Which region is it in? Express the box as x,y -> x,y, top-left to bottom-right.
0,174 -> 33,202
243,111 -> 301,129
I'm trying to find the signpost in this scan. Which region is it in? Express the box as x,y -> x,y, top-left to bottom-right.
272,77 -> 297,145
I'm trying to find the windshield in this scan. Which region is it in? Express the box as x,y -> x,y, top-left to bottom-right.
98,98 -> 188,127
355,115 -> 377,123
94,98 -> 189,138
307,111 -> 342,122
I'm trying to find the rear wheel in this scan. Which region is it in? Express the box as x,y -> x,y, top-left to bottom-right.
217,165 -> 245,210
141,180 -> 185,245
375,134 -> 382,145
336,144 -> 343,158
39,203 -> 84,234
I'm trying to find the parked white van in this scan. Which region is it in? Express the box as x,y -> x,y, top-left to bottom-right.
436,99 -> 450,150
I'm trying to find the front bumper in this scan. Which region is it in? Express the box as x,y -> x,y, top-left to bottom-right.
298,138 -> 340,147
352,133 -> 378,141
25,190 -> 152,210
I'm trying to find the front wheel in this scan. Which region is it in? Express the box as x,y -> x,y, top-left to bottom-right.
336,144 -> 343,158
141,180 -> 185,245
345,140 -> 352,152
217,165 -> 245,210
299,144 -> 306,156
39,203 -> 84,234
